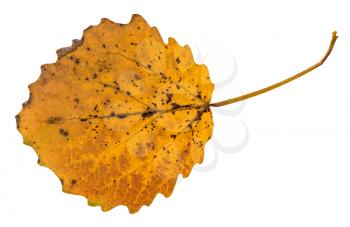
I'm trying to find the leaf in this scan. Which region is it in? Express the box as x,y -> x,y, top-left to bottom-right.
16,14 -> 214,213
16,14 -> 337,213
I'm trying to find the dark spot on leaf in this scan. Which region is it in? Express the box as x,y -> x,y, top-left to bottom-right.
59,128 -> 69,137
166,94 -> 173,104
203,106 -> 210,112
142,110 -> 156,119
171,103 -> 181,109
117,114 -> 127,119
171,134 -> 177,139
196,91 -> 202,99
176,57 -> 181,64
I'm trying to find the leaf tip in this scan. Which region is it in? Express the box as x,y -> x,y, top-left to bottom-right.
131,13 -> 145,22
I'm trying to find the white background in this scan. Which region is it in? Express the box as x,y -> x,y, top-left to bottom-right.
1,0 -> 349,226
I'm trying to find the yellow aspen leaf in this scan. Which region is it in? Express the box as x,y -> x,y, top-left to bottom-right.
16,14 -> 337,213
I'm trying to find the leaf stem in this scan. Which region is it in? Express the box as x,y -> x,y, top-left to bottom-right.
210,31 -> 338,107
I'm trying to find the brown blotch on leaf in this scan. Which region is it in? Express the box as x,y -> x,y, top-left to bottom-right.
15,115 -> 21,129
56,39 -> 83,58
22,92 -> 32,107
47,116 -> 64,124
